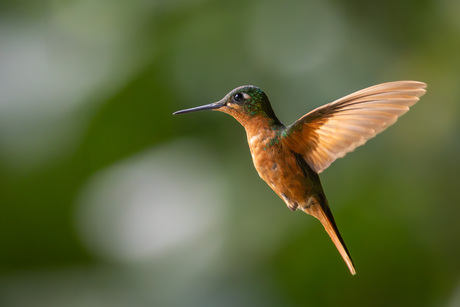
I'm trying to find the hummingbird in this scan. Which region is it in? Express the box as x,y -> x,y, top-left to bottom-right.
173,81 -> 426,275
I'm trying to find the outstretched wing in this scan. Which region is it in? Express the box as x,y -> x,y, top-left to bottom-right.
281,81 -> 427,173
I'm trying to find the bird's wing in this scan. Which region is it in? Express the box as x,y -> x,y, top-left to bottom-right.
281,81 -> 427,173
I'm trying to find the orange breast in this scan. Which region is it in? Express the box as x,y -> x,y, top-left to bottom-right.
246,127 -> 313,211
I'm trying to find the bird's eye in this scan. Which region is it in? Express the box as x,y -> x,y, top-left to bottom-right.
233,93 -> 244,103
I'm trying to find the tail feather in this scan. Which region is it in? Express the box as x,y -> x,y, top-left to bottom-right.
302,203 -> 356,275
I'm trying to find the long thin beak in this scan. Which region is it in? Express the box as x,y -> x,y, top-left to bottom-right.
173,98 -> 226,115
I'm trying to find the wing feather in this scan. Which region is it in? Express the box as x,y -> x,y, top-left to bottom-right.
281,81 -> 427,173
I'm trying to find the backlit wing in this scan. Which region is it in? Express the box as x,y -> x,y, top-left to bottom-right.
281,81 -> 427,173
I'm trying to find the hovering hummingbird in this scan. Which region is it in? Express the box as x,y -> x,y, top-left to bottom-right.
173,81 -> 426,275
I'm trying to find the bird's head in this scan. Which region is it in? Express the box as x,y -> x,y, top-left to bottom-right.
173,85 -> 281,127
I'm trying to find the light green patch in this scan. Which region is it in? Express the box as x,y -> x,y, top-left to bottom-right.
264,136 -> 280,150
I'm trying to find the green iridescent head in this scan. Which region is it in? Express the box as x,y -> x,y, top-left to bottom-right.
174,85 -> 281,125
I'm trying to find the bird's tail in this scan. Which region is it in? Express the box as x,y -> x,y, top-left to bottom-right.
302,203 -> 356,275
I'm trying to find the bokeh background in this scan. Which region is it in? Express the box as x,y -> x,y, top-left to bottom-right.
1,0 -> 460,306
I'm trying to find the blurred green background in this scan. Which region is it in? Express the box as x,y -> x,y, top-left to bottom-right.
1,0 -> 460,306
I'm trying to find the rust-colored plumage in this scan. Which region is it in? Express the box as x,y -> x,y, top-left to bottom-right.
174,81 -> 427,275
